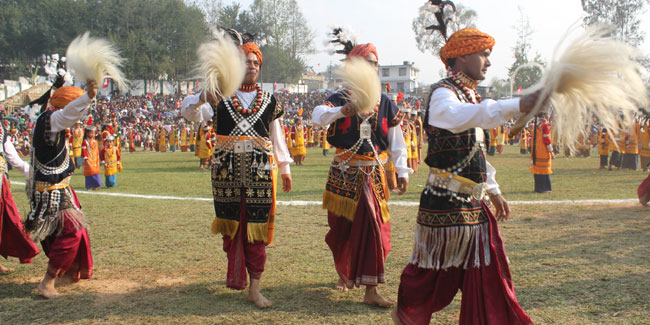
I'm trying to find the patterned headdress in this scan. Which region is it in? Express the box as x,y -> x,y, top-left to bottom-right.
49,86 -> 86,109
240,42 -> 263,66
440,28 -> 495,69
348,43 -> 379,61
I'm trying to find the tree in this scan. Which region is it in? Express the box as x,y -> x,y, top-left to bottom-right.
582,0 -> 650,97
285,0 -> 315,59
212,0 -> 314,83
187,0 -> 224,29
507,8 -> 545,92
412,2 -> 477,55
0,0 -> 208,81
581,0 -> 650,47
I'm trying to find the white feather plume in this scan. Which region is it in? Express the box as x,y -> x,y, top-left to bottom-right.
195,32 -> 246,99
336,57 -> 381,115
513,24 -> 648,151
66,32 -> 128,91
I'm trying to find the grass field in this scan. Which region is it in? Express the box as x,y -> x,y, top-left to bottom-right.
1,145 -> 648,324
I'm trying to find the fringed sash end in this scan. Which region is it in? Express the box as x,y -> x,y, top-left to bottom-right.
408,222 -> 490,270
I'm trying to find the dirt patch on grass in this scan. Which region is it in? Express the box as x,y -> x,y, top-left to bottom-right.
82,279 -> 141,305
155,276 -> 186,286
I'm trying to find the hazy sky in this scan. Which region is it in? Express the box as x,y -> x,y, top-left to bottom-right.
232,0 -> 650,84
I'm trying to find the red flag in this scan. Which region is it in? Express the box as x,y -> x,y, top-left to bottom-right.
273,80 -> 277,91
517,86 -> 523,95
102,78 -> 110,88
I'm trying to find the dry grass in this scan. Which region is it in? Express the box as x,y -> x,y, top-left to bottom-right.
0,144 -> 648,324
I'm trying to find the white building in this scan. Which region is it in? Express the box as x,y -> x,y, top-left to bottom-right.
379,61 -> 419,95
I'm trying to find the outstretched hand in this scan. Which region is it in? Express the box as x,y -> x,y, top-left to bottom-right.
201,91 -> 222,106
341,102 -> 358,116
86,80 -> 98,99
519,89 -> 548,114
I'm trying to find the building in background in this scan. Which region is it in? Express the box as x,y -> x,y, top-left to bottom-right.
379,61 -> 420,96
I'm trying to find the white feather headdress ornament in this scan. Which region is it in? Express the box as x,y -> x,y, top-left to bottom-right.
195,32 -> 246,100
511,24 -> 648,151
336,57 -> 381,115
66,32 -> 128,91
324,25 -> 359,56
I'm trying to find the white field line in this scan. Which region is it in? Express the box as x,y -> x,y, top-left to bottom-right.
10,181 -> 637,206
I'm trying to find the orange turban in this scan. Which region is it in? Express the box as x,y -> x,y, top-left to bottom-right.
49,86 -> 86,109
240,42 -> 263,66
347,43 -> 379,61
440,28 -> 495,69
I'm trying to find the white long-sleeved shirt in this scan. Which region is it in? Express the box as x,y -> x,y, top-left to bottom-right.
428,87 -> 523,195
3,138 -> 30,178
311,104 -> 412,179
180,92 -> 293,175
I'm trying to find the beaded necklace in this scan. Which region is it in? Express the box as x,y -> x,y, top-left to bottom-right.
448,70 -> 481,104
239,83 -> 257,92
231,84 -> 263,115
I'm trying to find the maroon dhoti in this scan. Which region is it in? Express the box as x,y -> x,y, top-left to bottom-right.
325,178 -> 391,287
41,188 -> 93,281
638,174 -> 650,206
222,197 -> 266,290
396,202 -> 532,325
0,176 -> 39,263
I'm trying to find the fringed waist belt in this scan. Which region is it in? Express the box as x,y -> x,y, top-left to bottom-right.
427,168 -> 487,201
26,176 -> 86,241
324,150 -> 391,223
35,177 -> 71,192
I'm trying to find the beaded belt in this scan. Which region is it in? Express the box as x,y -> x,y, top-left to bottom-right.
333,156 -> 388,167
427,168 -> 486,201
35,177 -> 71,192
214,136 -> 272,154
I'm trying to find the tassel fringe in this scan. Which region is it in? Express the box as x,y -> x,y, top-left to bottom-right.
409,222 -> 490,270
31,208 -> 88,242
211,218 -> 270,244
322,190 -> 359,222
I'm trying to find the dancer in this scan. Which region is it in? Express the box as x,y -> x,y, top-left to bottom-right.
26,82 -> 97,298
393,21 -> 541,324
181,37 -> 292,308
314,31 -> 410,307
0,120 -> 39,273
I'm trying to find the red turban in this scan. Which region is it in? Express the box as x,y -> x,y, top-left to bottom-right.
440,28 -> 495,69
347,43 -> 379,61
240,42 -> 263,66
49,86 -> 86,109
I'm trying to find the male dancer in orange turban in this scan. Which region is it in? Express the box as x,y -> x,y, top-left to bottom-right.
26,81 -> 97,298
182,41 -> 292,309
393,23 -> 544,324
313,38 -> 411,307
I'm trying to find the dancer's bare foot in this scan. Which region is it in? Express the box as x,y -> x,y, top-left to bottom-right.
363,285 -> 395,307
38,275 -> 61,299
55,273 -> 76,286
391,308 -> 403,324
335,278 -> 349,292
248,278 -> 272,309
0,264 -> 13,273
